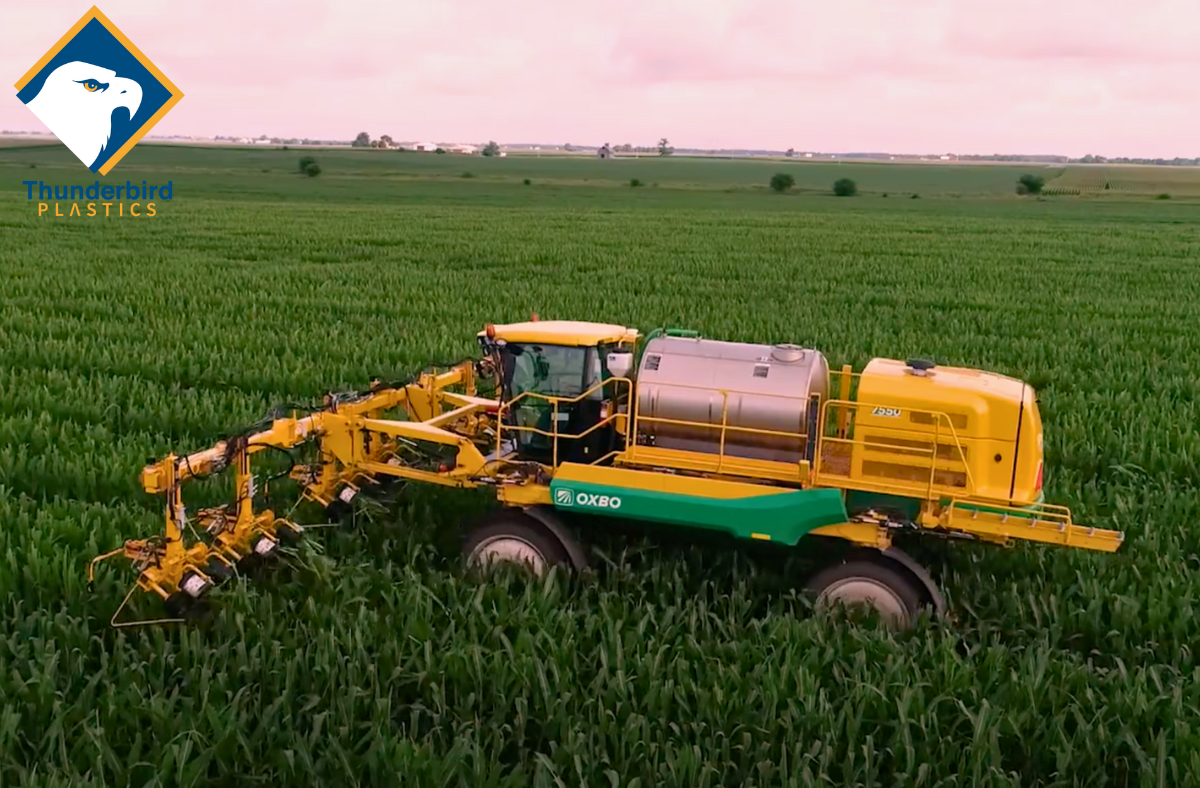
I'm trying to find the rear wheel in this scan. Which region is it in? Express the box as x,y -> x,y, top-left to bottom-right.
462,511 -> 571,577
805,556 -> 925,629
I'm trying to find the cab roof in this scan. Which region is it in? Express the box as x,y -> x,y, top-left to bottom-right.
479,320 -> 640,347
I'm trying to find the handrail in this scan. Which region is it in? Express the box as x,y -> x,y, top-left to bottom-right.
501,374 -> 819,472
947,498 -> 1073,522
942,498 -> 1080,548
496,375 -> 978,500
633,376 -> 832,402
497,376 -> 634,467
634,414 -> 811,442
501,413 -> 627,443
630,380 -> 817,474
814,397 -> 978,501
501,375 -> 633,412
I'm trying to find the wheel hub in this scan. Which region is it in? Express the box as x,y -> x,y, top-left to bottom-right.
468,535 -> 547,575
817,577 -> 910,627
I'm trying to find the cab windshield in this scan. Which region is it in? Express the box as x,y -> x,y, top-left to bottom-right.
499,341 -> 621,462
505,343 -> 601,401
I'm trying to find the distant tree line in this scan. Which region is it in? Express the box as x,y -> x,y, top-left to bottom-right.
211,134 -> 336,146
957,153 -> 1200,166
353,132 -> 399,149
566,142 -> 674,155
1071,154 -> 1200,166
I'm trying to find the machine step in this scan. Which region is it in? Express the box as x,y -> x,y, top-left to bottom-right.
939,500 -> 1123,552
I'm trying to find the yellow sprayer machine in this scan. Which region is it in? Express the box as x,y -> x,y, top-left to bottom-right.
90,318 -> 1123,628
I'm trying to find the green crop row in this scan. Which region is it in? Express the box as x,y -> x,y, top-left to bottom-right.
1,149 -> 1199,785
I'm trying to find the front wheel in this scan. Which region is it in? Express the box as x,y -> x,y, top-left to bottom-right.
805,557 -> 925,629
461,511 -> 571,577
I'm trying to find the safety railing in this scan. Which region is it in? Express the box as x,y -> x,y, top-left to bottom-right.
938,498 -> 1114,550
629,379 -> 817,476
496,368 -> 984,504
828,364 -> 860,438
945,498 -> 1074,525
499,374 -> 825,476
497,377 -> 634,468
813,398 -> 978,502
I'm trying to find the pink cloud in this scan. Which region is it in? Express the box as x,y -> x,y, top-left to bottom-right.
2,0 -> 1196,157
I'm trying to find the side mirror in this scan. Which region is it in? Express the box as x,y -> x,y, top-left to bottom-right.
606,352 -> 633,378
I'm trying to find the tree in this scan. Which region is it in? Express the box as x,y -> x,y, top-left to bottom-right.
785,148 -> 795,158
1016,174 -> 1045,195
833,178 -> 857,196
482,141 -> 500,157
658,137 -> 673,156
352,132 -> 370,148
769,173 -> 795,193
298,156 -> 320,177
380,135 -> 394,148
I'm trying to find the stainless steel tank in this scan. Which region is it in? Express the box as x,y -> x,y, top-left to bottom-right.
634,335 -> 830,463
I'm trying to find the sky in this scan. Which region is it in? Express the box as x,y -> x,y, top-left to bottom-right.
3,0 -> 1197,158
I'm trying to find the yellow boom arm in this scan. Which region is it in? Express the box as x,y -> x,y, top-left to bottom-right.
90,361 -> 515,626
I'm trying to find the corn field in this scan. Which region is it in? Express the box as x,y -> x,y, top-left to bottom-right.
1043,166 -> 1200,197
1,147 -> 1200,786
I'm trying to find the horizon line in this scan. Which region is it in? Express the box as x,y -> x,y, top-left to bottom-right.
1,129 -> 1194,163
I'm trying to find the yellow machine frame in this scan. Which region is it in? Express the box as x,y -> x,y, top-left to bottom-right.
90,324 -> 1124,627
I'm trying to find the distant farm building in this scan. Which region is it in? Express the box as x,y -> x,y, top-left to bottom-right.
413,142 -> 438,152
450,144 -> 478,154
597,143 -> 613,159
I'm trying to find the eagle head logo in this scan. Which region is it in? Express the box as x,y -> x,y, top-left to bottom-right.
14,7 -> 182,175
26,61 -> 142,170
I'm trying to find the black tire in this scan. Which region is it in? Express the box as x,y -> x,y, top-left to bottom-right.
275,521 -> 304,547
236,549 -> 270,577
204,556 -> 234,585
163,592 -> 191,619
805,556 -> 925,629
461,511 -> 571,577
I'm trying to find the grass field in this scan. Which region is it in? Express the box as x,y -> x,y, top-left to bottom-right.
1,141 -> 1069,197
0,137 -> 62,148
2,143 -> 1200,786
1043,165 -> 1200,197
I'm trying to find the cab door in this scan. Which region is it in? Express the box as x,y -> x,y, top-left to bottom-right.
500,342 -> 592,464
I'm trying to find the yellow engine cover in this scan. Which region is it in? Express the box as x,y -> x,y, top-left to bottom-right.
851,359 -> 1043,505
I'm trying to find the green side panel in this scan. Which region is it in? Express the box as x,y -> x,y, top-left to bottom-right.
548,479 -> 848,545
839,491 -> 1049,522
840,491 -> 1050,523
844,490 -> 921,522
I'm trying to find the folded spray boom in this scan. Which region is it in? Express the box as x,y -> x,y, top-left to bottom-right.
88,360 -> 513,626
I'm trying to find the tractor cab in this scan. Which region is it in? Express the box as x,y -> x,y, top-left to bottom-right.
478,319 -> 639,465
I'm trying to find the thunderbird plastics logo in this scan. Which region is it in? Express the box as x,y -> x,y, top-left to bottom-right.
14,6 -> 182,175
